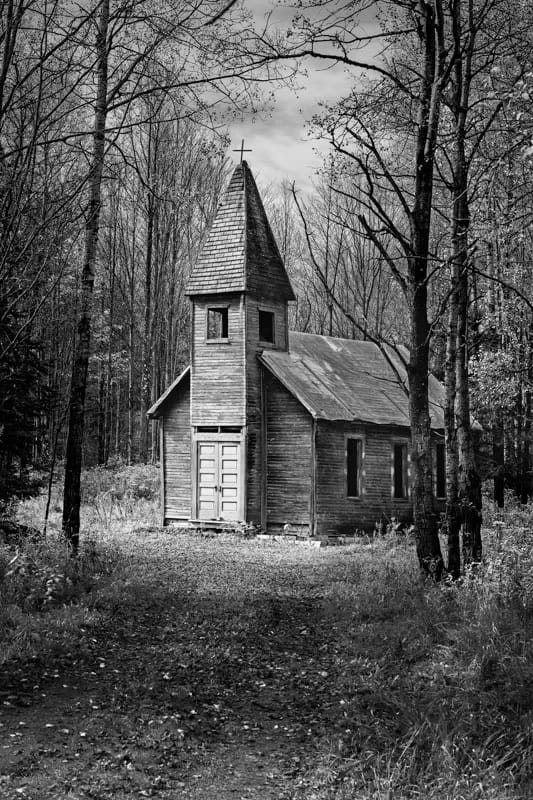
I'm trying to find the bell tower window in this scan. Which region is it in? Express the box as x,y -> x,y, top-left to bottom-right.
207,307 -> 229,340
258,309 -> 275,344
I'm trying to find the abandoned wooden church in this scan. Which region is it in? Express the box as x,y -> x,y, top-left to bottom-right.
148,160 -> 446,537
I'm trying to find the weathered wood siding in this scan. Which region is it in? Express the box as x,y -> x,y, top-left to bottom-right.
265,373 -> 312,531
315,421 -> 445,535
191,293 -> 245,426
245,297 -> 289,523
162,377 -> 191,521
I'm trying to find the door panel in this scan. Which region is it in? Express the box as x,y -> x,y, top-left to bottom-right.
197,443 -> 218,519
219,443 -> 240,520
196,440 -> 241,520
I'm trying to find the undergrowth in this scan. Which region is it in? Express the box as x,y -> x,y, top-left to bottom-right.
17,460 -> 160,533
0,532 -> 121,667
294,520 -> 533,800
0,461 -> 159,669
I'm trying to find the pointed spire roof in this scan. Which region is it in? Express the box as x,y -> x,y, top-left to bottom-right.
186,161 -> 295,301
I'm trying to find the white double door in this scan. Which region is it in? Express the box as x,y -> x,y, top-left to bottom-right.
196,440 -> 241,521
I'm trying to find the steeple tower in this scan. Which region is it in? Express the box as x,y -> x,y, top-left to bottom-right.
186,160 -> 295,523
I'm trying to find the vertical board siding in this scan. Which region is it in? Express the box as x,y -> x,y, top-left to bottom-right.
163,379 -> 191,520
191,293 -> 246,426
265,373 -> 312,530
245,297 -> 289,523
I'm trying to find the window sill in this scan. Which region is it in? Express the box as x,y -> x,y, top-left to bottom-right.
205,338 -> 232,345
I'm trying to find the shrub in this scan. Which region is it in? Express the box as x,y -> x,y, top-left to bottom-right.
1,533 -> 117,611
0,531 -> 121,667
80,461 -> 159,504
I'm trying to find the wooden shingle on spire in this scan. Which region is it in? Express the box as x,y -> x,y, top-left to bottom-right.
186,161 -> 295,301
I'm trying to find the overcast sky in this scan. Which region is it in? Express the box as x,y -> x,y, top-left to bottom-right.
226,1 -> 380,192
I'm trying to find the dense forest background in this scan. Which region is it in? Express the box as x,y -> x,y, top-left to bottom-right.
1,0 -> 533,530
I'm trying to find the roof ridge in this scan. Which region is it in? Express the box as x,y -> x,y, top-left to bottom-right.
242,162 -> 248,292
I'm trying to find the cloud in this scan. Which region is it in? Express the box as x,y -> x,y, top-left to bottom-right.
227,0 -> 381,190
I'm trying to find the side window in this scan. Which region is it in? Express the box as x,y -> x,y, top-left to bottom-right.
435,442 -> 446,498
207,307 -> 228,340
392,442 -> 409,499
347,437 -> 363,498
258,310 -> 275,343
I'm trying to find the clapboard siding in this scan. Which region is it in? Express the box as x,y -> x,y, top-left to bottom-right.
191,293 -> 245,426
315,421 -> 412,534
162,377 -> 191,520
265,374 -> 312,529
245,297 -> 289,522
315,421 -> 445,535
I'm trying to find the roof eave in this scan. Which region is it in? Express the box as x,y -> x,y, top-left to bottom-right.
185,285 -> 246,297
147,365 -> 190,418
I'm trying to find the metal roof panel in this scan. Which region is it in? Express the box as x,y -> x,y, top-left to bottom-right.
260,332 -> 445,428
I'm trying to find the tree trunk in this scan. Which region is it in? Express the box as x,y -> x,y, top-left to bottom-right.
450,0 -> 482,568
457,275 -> 482,564
97,361 -> 105,464
62,0 -> 109,551
407,275 -> 443,579
493,411 -> 505,508
406,0 -> 444,580
127,289 -> 134,465
138,119 -> 156,463
115,379 -> 121,458
520,330 -> 532,503
445,271 -> 461,579
104,211 -> 117,464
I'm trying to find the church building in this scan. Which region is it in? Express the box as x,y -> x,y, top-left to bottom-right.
148,160 -> 446,538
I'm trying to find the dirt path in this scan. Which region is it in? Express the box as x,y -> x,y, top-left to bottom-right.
0,534 -> 353,799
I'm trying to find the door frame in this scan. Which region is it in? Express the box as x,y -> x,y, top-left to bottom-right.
191,428 -> 246,521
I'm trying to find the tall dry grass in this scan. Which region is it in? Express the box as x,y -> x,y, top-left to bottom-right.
294,516 -> 533,800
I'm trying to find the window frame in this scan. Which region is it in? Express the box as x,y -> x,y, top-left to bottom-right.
346,435 -> 364,500
391,440 -> 410,501
206,305 -> 229,342
258,308 -> 275,345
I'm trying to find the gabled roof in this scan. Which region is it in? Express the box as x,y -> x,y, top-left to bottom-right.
186,161 -> 295,301
259,332 -> 445,428
147,366 -> 190,419
147,334 -> 447,429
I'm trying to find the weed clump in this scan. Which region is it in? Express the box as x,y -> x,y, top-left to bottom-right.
80,461 -> 160,528
293,510 -> 533,800
0,532 -> 119,667
80,461 -> 159,504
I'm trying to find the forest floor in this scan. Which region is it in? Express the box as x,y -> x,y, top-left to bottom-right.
1,523 -> 532,799
0,530 -> 386,799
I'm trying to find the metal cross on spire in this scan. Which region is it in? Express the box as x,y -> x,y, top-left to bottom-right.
232,139 -> 252,163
